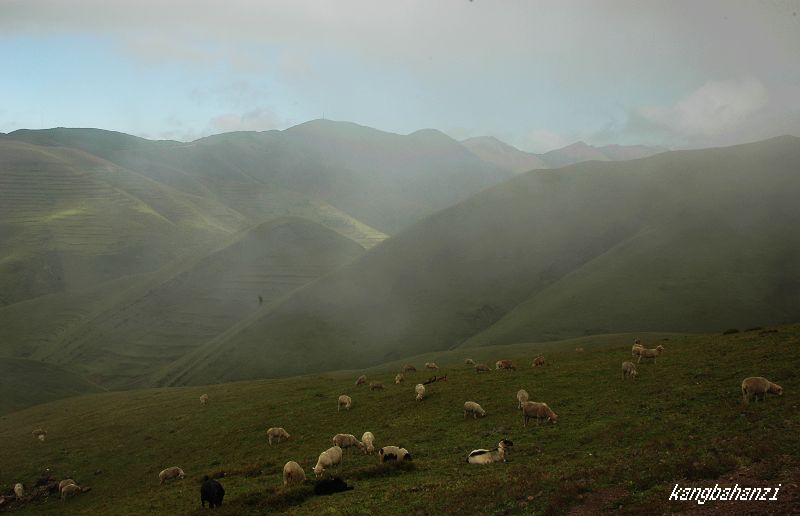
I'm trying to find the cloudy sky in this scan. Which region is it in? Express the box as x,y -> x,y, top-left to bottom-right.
1,0 -> 799,152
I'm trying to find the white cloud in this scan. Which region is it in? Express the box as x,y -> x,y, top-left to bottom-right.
207,108 -> 286,133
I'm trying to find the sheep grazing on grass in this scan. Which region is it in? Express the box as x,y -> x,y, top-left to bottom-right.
622,361 -> 638,380
403,364 -> 417,373
631,342 -> 644,358
463,401 -> 487,419
332,433 -> 365,451
199,394 -> 209,405
741,377 -> 783,404
516,389 -> 529,409
464,358 -> 475,365
200,475 -> 225,507
394,373 -> 404,384
337,395 -> 352,411
158,467 -> 185,485
32,428 -> 47,441
475,363 -> 490,373
369,381 -> 384,391
467,439 -> 513,464
267,427 -> 290,445
282,461 -> 306,487
415,384 -> 426,401
522,401 -> 558,427
425,362 -> 439,370
637,345 -> 664,364
313,446 -> 343,478
495,360 -> 515,371
532,356 -> 545,367
355,375 -> 367,386
361,432 -> 375,454
13,483 -> 23,499
58,479 -> 77,493
61,483 -> 83,501
379,446 -> 412,463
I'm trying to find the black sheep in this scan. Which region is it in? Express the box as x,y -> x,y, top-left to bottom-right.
200,476 -> 225,508
314,477 -> 354,496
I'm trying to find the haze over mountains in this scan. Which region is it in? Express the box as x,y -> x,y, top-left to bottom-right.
1,120 -> 798,405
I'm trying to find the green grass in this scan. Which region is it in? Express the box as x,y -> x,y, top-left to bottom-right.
0,359 -> 104,415
1,326 -> 797,514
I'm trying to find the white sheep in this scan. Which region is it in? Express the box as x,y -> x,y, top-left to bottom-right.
361,431 -> 376,454
425,362 -> 439,370
313,445 -> 343,478
741,377 -> 783,404
282,461 -> 306,487
337,394 -> 352,411
158,466 -> 185,485
463,401 -> 486,419
464,358 -> 475,365
379,445 -> 412,463
516,389 -> 529,409
369,381 -> 384,391
415,383 -> 426,401
332,433 -> 364,451
496,360 -> 515,371
355,375 -> 367,386
475,363 -> 490,373
622,361 -> 638,380
199,394 -> 209,405
521,401 -> 558,427
267,427 -> 290,445
631,342 -> 644,358
467,439 -> 513,464
13,483 -> 23,499
61,483 -> 82,501
637,345 -> 664,364
31,428 -> 47,440
394,373 -> 404,384
38,434 -> 46,442
532,356 -> 545,367
59,479 -> 77,493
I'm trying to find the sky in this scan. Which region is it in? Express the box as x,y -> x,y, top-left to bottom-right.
1,0 -> 799,152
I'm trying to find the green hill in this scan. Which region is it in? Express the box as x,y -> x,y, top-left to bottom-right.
168,136 -> 800,384
0,327 -> 797,514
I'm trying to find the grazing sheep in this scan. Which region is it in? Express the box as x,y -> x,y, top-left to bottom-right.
425,362 -> 439,370
61,483 -> 82,501
464,358 -> 475,365
475,363 -> 490,373
631,343 -> 644,358
622,361 -> 638,380
267,427 -> 290,445
495,360 -> 515,371
361,432 -> 375,454
467,439 -> 514,464
415,383 -> 426,401
58,479 -> 77,493
199,394 -> 209,405
200,475 -> 225,507
332,433 -> 364,451
403,364 -> 417,373
313,446 -> 343,478
337,395 -> 352,411
521,401 -> 558,427
516,389 -> 529,409
463,401 -> 487,419
13,483 -> 23,499
314,477 -> 354,495
637,345 -> 664,364
532,356 -> 545,367
369,381 -> 384,391
355,375 -> 367,386
394,373 -> 404,384
31,428 -> 47,439
158,467 -> 185,485
282,461 -> 306,487
741,377 -> 784,404
379,445 -> 412,463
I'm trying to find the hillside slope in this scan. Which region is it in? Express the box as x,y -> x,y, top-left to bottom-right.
166,136 -> 800,384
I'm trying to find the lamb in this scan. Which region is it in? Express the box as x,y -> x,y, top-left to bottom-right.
379,445 -> 412,463
332,433 -> 365,451
464,358 -> 475,365
622,361 -> 638,380
267,427 -> 290,445
463,401 -> 486,419
521,401 -> 558,426
403,364 -> 417,373
394,373 -> 404,384
361,431 -> 375,454
516,389 -> 529,409
59,479 -> 77,493
495,360 -> 515,371
313,446 -> 343,478
355,375 -> 367,386
637,345 -> 664,364
158,466 -> 185,485
282,461 -> 306,487
369,381 -> 384,391
475,363 -> 490,373
13,483 -> 23,499
61,483 -> 83,501
425,362 -> 439,370
199,394 -> 209,405
337,395 -> 352,411
631,343 -> 644,358
467,439 -> 514,464
200,476 -> 225,507
741,377 -> 784,404
532,356 -> 545,367
415,383 -> 426,401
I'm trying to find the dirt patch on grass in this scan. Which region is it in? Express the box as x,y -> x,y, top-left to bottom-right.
566,486 -> 629,515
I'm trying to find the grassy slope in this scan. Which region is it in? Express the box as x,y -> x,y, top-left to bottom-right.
174,136 -> 800,384
0,327 -> 797,514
